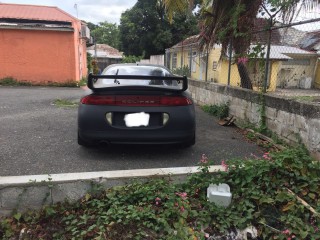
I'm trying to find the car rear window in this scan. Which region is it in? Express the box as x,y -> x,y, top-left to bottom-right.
93,65 -> 182,90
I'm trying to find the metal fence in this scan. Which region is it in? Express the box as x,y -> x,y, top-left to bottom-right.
165,18 -> 320,94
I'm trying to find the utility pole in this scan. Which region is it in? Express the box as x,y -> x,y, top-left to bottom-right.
74,3 -> 78,18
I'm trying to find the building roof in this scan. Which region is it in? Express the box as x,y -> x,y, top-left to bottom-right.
0,3 -> 76,22
170,35 -> 200,49
169,19 -> 283,50
250,45 -> 317,60
87,44 -> 123,59
299,31 -> 320,52
275,23 -> 307,47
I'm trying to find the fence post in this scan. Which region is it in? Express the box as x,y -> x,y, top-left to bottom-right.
205,47 -> 209,82
263,18 -> 272,93
227,38 -> 232,86
190,46 -> 192,76
181,41 -> 183,69
164,49 -> 167,68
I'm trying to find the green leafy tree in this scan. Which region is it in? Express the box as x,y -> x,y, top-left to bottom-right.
85,22 -> 98,31
119,0 -> 199,58
163,0 -> 320,89
90,21 -> 120,49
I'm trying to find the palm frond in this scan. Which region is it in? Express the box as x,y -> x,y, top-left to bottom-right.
162,0 -> 190,22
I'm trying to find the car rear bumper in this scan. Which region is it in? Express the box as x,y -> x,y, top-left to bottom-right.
78,128 -> 195,145
78,104 -> 195,145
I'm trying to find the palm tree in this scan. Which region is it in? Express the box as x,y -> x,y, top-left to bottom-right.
162,0 -> 320,89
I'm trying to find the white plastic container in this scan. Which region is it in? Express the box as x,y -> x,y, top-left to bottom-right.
207,183 -> 232,207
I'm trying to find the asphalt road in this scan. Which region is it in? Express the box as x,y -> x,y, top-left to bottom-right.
0,86 -> 264,176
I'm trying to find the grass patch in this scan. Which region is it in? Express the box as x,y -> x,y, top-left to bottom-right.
53,99 -> 78,108
46,81 -> 79,88
0,77 -> 80,88
0,77 -> 32,86
291,96 -> 315,102
1,147 -> 319,239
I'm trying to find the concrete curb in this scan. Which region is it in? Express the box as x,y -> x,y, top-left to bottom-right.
0,166 -> 223,216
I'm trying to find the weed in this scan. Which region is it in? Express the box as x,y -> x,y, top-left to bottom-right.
234,119 -> 256,130
201,103 -> 229,119
78,77 -> 87,87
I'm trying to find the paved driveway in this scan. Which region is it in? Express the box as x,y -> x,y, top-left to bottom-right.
0,87 -> 264,176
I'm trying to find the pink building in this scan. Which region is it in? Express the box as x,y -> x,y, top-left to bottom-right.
0,3 -> 89,84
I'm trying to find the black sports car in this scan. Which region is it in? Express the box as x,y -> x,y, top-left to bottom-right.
78,64 -> 195,147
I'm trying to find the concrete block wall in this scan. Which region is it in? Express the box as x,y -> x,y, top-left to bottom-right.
188,79 -> 320,159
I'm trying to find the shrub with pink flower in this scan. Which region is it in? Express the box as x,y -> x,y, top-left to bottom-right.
175,192 -> 188,199
262,152 -> 271,160
221,160 -> 228,171
282,229 -> 296,240
154,197 -> 161,205
200,154 -> 208,164
198,154 -> 212,173
180,206 -> 185,212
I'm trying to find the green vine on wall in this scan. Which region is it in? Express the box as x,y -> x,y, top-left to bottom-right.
258,92 -> 268,135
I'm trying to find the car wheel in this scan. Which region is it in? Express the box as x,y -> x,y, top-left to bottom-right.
78,132 -> 94,147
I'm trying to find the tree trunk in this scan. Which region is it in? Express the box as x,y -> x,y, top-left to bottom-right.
237,62 -> 253,90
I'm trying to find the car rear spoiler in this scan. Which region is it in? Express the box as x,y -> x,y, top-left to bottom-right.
87,73 -> 188,93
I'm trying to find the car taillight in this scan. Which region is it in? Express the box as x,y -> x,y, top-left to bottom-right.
160,96 -> 193,106
81,95 -> 192,106
81,95 -> 115,105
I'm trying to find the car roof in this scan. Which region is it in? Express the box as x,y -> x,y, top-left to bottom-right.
105,63 -> 171,71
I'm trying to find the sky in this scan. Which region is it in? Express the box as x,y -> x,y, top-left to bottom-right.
1,0 -> 319,30
0,0 -> 137,24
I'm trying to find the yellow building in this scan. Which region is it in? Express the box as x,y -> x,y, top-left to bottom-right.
166,35 -> 320,91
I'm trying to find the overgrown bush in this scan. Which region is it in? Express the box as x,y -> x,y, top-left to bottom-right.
1,148 -> 319,239
172,65 -> 191,77
121,55 -> 143,63
87,53 -> 93,73
91,59 -> 100,74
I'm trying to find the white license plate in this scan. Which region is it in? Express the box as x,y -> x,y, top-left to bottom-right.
124,112 -> 150,127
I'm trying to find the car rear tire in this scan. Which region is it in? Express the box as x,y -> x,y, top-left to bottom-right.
78,132 -> 94,147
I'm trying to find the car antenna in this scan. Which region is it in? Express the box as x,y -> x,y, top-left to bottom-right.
114,69 -> 120,84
